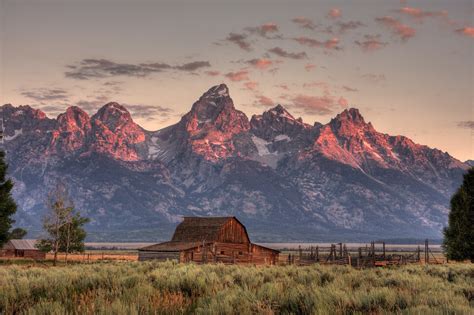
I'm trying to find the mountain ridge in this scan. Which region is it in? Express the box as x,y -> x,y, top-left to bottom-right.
1,84 -> 470,241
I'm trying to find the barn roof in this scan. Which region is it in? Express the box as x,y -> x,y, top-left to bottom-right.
6,239 -> 38,250
139,241 -> 202,252
171,216 -> 247,242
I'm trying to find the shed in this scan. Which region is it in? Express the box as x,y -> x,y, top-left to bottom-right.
0,239 -> 46,259
139,216 -> 279,265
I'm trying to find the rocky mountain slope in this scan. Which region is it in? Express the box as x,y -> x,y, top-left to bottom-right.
2,84 -> 470,241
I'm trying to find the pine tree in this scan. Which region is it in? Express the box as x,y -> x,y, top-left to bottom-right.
443,167 -> 474,262
0,151 -> 17,248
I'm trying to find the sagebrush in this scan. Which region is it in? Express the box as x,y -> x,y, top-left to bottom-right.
0,261 -> 473,314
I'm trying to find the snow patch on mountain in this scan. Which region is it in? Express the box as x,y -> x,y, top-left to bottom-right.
274,134 -> 291,142
5,129 -> 23,141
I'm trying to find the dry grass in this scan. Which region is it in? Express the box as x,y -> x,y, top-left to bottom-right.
0,261 -> 472,314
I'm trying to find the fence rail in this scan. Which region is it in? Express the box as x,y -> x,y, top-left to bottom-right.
280,239 -> 444,267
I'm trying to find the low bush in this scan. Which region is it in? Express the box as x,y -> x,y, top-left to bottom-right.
0,262 -> 472,314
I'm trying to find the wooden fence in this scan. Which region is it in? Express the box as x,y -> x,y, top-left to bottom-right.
281,240 -> 445,267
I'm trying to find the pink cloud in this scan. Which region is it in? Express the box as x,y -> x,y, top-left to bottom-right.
255,95 -> 274,107
303,81 -> 330,91
456,27 -> 474,38
225,70 -> 250,82
327,8 -> 341,19
361,73 -> 386,83
268,47 -> 307,59
275,84 -> 289,91
246,23 -> 280,38
226,33 -> 252,51
338,97 -> 349,107
399,7 -> 447,20
375,16 -> 415,41
355,35 -> 388,52
305,63 -> 317,72
342,86 -> 358,92
288,94 -> 337,115
293,36 -> 342,51
246,58 -> 273,70
243,81 -> 259,91
292,17 -> 317,30
205,70 -> 220,76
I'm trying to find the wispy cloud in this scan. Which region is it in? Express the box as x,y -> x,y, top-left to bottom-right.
243,81 -> 259,91
337,21 -> 365,34
286,93 -> 344,115
342,86 -> 358,92
246,23 -> 280,38
21,88 -> 69,103
254,94 -> 274,107
268,47 -> 307,59
327,8 -> 341,19
65,59 -> 210,80
245,58 -> 274,70
457,121 -> 474,129
376,16 -> 415,41
355,34 -> 388,52
361,73 -> 386,83
225,32 -> 253,51
293,36 -> 342,51
123,103 -> 174,121
305,63 -> 317,72
455,27 -> 474,38
205,70 -> 221,76
398,7 -> 447,21
292,17 -> 317,30
225,70 -> 250,82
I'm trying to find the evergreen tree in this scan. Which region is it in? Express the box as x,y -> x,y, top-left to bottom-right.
443,167 -> 474,262
0,151 -> 17,247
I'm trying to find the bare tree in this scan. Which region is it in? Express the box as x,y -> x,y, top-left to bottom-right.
38,182 -> 74,266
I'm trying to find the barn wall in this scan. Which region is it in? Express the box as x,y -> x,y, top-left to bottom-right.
251,245 -> 279,265
22,250 -> 46,259
138,251 -> 180,262
217,219 -> 250,244
0,249 -> 15,257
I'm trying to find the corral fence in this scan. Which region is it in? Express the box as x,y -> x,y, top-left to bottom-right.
281,239 -> 445,267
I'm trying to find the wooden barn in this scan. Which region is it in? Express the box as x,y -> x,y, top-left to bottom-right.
139,217 -> 279,265
0,239 -> 45,259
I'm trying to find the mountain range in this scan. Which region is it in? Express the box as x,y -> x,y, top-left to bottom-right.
2,84 -> 470,241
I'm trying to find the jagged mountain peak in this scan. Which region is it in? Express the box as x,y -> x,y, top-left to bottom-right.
200,83 -> 230,100
267,104 -> 296,120
57,106 -> 90,131
333,108 -> 366,124
91,102 -> 135,131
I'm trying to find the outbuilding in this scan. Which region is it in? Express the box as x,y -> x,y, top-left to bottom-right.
139,216 -> 279,265
0,239 -> 46,259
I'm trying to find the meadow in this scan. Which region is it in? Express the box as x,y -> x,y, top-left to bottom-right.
0,261 -> 473,315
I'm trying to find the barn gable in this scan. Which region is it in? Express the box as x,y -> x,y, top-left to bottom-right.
171,217 -> 250,244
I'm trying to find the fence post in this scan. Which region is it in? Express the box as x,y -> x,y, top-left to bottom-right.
298,245 -> 302,263
425,239 -> 429,265
316,246 -> 319,262
382,242 -> 386,259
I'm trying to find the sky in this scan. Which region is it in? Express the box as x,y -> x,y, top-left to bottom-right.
0,0 -> 473,161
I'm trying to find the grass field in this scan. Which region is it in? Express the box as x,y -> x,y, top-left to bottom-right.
0,261 -> 473,314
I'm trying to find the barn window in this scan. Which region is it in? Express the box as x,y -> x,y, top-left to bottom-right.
239,251 -> 243,255
220,251 -> 225,255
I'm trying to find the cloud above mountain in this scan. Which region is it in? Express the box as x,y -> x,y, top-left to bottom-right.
65,59 -> 211,80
